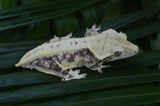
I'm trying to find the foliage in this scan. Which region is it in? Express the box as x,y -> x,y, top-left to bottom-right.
0,0 -> 160,105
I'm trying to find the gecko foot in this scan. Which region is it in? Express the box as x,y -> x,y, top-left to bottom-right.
59,33 -> 72,40
91,62 -> 111,74
44,33 -> 73,44
84,24 -> 101,37
98,62 -> 111,74
61,69 -> 87,81
53,33 -> 72,41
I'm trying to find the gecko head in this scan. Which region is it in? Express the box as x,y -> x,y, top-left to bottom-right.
102,29 -> 139,61
110,40 -> 138,61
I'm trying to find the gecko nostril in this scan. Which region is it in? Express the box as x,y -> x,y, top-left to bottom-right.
134,51 -> 137,54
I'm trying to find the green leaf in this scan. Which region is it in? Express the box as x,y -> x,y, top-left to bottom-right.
21,0 -> 51,40
0,39 -> 46,54
0,51 -> 26,69
101,6 -> 160,30
126,21 -> 160,41
21,0 -> 45,4
102,0 -> 122,22
157,0 -> 160,69
0,29 -> 12,42
36,87 -> 160,106
0,0 -> 18,9
26,21 -> 51,39
52,13 -> 80,36
0,0 -> 18,42
0,68 -> 160,104
81,4 -> 98,27
0,0 -> 98,31
0,71 -> 57,88
140,0 -> 158,51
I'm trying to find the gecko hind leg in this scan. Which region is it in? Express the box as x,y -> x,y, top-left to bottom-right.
61,69 -> 87,81
30,58 -> 86,81
84,24 -> 101,37
53,61 -> 87,81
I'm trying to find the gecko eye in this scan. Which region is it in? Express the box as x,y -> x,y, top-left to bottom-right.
114,51 -> 123,56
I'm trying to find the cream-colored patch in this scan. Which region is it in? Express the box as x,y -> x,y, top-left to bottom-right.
87,29 -> 138,60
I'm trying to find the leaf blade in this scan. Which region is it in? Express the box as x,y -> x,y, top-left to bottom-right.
0,0 -> 98,31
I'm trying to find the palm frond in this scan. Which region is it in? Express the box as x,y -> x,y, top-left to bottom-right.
0,0 -> 160,105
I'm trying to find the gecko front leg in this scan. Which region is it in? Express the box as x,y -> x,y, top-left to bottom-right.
53,33 -> 72,41
83,54 -> 110,73
84,24 -> 101,37
88,62 -> 111,73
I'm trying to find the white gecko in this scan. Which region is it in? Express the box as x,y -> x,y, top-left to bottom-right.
15,24 -> 138,81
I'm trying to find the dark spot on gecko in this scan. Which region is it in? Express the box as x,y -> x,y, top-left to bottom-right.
36,60 -> 42,67
49,62 -> 53,69
52,54 -> 63,64
52,55 -> 59,62
29,61 -> 33,65
48,56 -> 52,60
70,42 -> 72,45
85,49 -> 93,56
62,53 -> 67,59
86,32 -> 91,36
114,51 -> 122,56
47,60 -> 54,69
69,75 -> 73,78
74,50 -> 79,56
86,58 -> 94,64
84,41 -> 87,43
68,54 -> 75,62
54,64 -> 62,72
43,57 -> 48,60
98,40 -> 100,42
51,45 -> 54,48
61,70 -> 68,75
78,49 -> 85,57
74,49 -> 93,58
75,41 -> 78,45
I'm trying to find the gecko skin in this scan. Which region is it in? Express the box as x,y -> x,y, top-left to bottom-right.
15,24 -> 138,81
